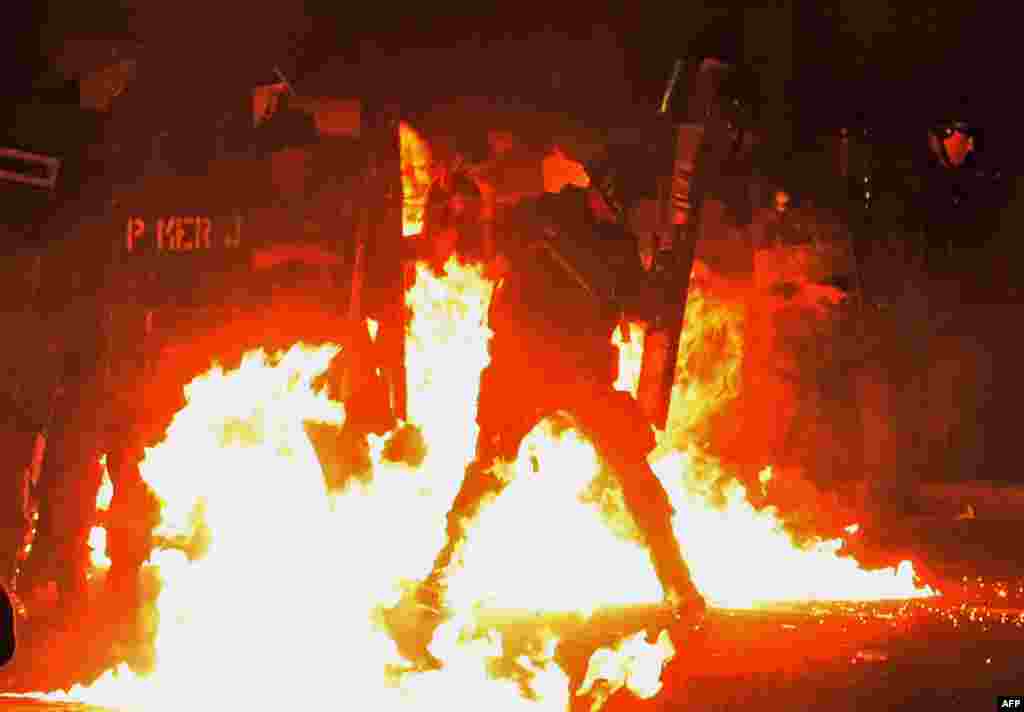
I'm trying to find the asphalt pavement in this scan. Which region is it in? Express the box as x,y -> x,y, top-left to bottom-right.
1,512 -> 1022,711
2,592 -> 1022,712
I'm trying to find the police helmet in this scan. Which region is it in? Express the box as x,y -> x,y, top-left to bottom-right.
930,119 -> 975,140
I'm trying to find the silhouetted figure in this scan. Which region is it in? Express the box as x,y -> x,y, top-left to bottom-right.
420,166 -> 489,269
19,351 -> 105,618
0,393 -> 36,591
104,442 -> 160,600
0,583 -> 14,666
390,156 -> 705,670
917,119 -> 979,276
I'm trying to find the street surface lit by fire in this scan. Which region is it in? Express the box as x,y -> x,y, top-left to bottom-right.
2,247 -> 951,712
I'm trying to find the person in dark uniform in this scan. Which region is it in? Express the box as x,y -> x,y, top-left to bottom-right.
917,119 -> 979,276
392,155 -> 705,669
18,351 -> 106,619
0,581 -> 15,667
103,438 -> 160,602
0,393 -> 36,592
419,132 -> 497,270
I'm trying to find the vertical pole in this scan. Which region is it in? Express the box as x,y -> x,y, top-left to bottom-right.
637,60 -> 717,430
382,110 -> 408,422
361,105 -> 407,423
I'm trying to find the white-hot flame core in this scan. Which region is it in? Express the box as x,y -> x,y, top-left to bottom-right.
91,458 -> 114,569
446,422 -> 664,618
96,457 -> 113,510
612,323 -> 645,398
579,630 -> 675,703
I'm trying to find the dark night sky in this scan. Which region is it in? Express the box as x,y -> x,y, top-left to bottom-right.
2,3 -> 1018,165
2,2 -> 1022,486
3,5 -> 1006,102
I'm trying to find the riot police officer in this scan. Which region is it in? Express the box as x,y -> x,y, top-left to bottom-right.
918,118 -> 979,276
390,152 -> 705,671
0,581 -> 14,667
19,350 -> 106,620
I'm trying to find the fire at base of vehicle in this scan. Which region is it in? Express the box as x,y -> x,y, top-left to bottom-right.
0,49 -> 955,711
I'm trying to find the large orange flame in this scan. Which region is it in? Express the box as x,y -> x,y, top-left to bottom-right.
612,269 -> 934,608
34,127 -> 933,710
42,259 -> 662,711
55,255 -> 931,711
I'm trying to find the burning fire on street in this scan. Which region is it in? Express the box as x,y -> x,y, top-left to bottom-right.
11,121 -> 941,710
27,246 -> 937,712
